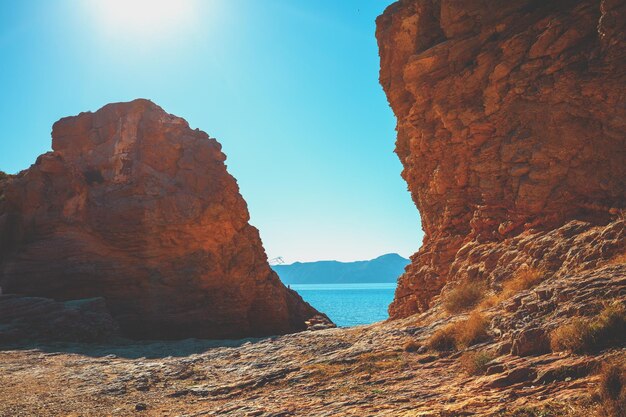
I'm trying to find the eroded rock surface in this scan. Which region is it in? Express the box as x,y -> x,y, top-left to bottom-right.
0,99 -> 325,339
376,0 -> 626,317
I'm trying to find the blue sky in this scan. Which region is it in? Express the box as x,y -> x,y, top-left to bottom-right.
0,0 -> 423,263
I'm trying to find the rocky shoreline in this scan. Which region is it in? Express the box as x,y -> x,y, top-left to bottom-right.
1,0 -> 624,415
1,244 -> 624,416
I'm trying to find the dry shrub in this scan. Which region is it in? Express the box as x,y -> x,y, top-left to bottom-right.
427,325 -> 457,352
597,362 -> 626,417
550,303 -> 626,353
443,281 -> 486,313
427,312 -> 490,352
459,350 -> 496,375
481,267 -> 545,308
550,318 -> 593,353
479,294 -> 499,309
593,303 -> 626,348
0,171 -> 7,181
502,267 -> 544,296
456,312 -> 490,348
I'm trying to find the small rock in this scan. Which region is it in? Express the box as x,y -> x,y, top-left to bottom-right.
167,389 -> 190,398
486,367 -> 537,388
485,364 -> 506,375
510,327 -> 550,357
496,342 -> 513,355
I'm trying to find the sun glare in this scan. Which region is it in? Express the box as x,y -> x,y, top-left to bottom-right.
89,0 -> 197,40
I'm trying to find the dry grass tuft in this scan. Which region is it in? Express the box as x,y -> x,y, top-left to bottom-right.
597,362 -> 626,417
306,351 -> 407,381
480,266 -> 545,309
550,303 -> 626,354
501,266 -> 544,296
459,350 -> 496,375
550,318 -> 592,353
427,325 -> 457,352
427,312 -> 490,352
443,281 -> 487,313
455,312 -> 490,348
354,352 -> 406,374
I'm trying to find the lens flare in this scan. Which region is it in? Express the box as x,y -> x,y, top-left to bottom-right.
88,0 -> 197,40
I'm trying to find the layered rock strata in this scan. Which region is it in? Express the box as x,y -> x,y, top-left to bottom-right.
0,99 -> 326,339
377,0 -> 626,317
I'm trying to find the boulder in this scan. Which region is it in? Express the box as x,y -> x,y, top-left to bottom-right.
0,99 -> 328,339
510,327 -> 550,357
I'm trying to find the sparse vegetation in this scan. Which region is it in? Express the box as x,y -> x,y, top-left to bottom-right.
427,312 -> 490,352
501,266 -> 544,296
354,351 -> 407,374
480,266 -> 546,309
497,403 -> 589,417
443,281 -> 487,313
597,362 -> 626,417
549,318 -> 592,353
305,351 -> 408,381
550,303 -> 626,353
306,362 -> 346,379
459,350 -> 496,375
456,311 -> 490,348
428,325 -> 457,352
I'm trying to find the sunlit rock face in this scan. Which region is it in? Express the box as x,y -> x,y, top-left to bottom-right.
0,99 -> 324,339
377,0 -> 626,318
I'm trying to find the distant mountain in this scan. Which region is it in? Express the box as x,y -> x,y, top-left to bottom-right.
272,253 -> 410,285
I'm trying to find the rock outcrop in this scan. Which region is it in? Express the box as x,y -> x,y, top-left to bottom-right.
0,99 -> 327,339
376,0 -> 626,317
0,295 -> 119,344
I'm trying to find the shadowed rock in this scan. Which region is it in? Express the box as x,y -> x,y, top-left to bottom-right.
0,295 -> 118,343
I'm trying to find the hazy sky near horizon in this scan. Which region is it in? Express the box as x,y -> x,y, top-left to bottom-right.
0,0 -> 423,263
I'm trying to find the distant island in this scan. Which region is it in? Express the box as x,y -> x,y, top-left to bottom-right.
272,253 -> 409,285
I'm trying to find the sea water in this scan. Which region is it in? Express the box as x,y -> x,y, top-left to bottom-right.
290,283 -> 396,327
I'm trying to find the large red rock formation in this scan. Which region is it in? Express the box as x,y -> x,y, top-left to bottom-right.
377,0 -> 626,317
0,295 -> 119,344
0,99 -> 326,339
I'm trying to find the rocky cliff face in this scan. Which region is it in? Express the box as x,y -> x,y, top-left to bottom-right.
377,0 -> 626,317
0,99 -> 326,339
